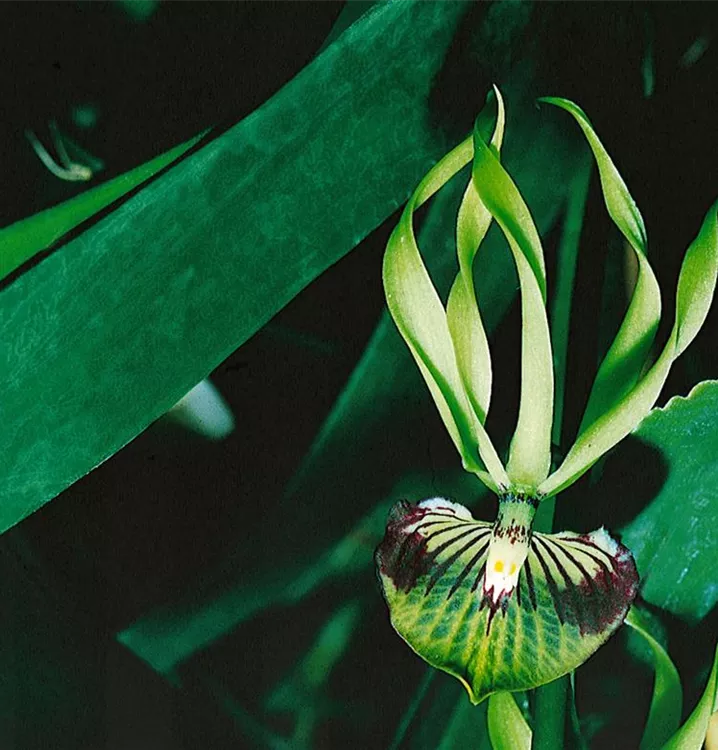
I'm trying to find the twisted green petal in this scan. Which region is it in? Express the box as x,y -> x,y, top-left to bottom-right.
471,117 -> 553,490
541,201 -> 718,497
383,97 -> 509,491
539,97 -> 662,435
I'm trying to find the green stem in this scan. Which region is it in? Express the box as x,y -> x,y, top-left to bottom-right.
533,678 -> 568,750
532,153 -> 592,749
550,153 -> 592,448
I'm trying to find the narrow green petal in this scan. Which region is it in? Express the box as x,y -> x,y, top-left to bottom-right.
376,498 -> 638,705
384,115 -> 509,490
471,120 -> 553,489
540,97 -> 662,434
488,692 -> 532,749
625,607 -> 683,750
446,88 -> 506,424
539,201 -> 718,497
661,645 -> 718,750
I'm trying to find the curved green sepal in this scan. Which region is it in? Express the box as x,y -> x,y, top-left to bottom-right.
376,498 -> 638,704
625,607 -> 683,750
661,644 -> 717,750
446,87 -> 506,425
471,108 -> 553,489
383,104 -> 509,491
540,201 -> 718,498
488,691 -> 532,749
540,97 -> 661,434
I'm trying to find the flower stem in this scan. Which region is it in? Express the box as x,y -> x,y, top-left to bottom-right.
532,152 -> 592,749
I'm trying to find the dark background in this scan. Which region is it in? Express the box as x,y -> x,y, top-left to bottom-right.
0,2 -> 716,748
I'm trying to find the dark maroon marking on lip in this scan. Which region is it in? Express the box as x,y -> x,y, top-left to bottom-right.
523,557 -> 537,610
559,541 -> 613,580
560,536 -> 621,574
471,558 -> 488,593
376,502 -> 490,595
543,537 -> 596,590
412,519 -> 465,535
532,544 -> 567,624
529,533 -> 639,636
424,527 -> 490,596
515,568 -> 522,608
376,502 -> 432,592
479,583 -> 513,635
446,538 -> 490,599
535,536 -> 586,630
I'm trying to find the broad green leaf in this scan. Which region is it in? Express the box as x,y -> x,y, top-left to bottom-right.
488,692 -> 532,749
471,116 -> 553,490
446,88 -> 506,425
661,645 -> 718,750
625,607 -> 683,749
621,380 -> 718,620
540,97 -> 661,436
376,497 -> 638,704
0,132 -> 205,280
540,201 -> 718,497
0,0 -> 468,535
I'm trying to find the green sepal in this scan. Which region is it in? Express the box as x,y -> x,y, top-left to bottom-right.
661,644 -> 718,750
539,97 -> 661,433
540,200 -> 718,497
383,97 -> 509,491
446,87 -> 506,425
471,103 -> 553,490
625,606 -> 683,750
488,691 -> 532,749
376,497 -> 638,705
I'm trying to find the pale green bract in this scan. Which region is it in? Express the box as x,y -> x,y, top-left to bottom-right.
377,87 -> 718,708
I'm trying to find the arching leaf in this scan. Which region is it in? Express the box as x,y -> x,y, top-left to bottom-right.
661,645 -> 718,750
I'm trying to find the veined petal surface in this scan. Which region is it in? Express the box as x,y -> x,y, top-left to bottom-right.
376,498 -> 638,704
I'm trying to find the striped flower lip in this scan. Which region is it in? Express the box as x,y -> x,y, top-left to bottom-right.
376,497 -> 639,703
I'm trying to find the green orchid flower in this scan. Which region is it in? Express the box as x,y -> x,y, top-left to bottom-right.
376,87 -> 718,705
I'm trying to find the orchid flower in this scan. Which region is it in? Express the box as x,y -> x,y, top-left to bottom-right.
376,87 -> 718,704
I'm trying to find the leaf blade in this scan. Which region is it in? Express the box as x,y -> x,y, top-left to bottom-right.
0,0 -> 469,534
0,132 -> 205,281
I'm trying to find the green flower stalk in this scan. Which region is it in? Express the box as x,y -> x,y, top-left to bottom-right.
376,87 -> 718,704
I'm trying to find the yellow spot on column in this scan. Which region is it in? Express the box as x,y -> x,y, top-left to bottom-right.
494,560 -> 504,573
510,563 -> 517,575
